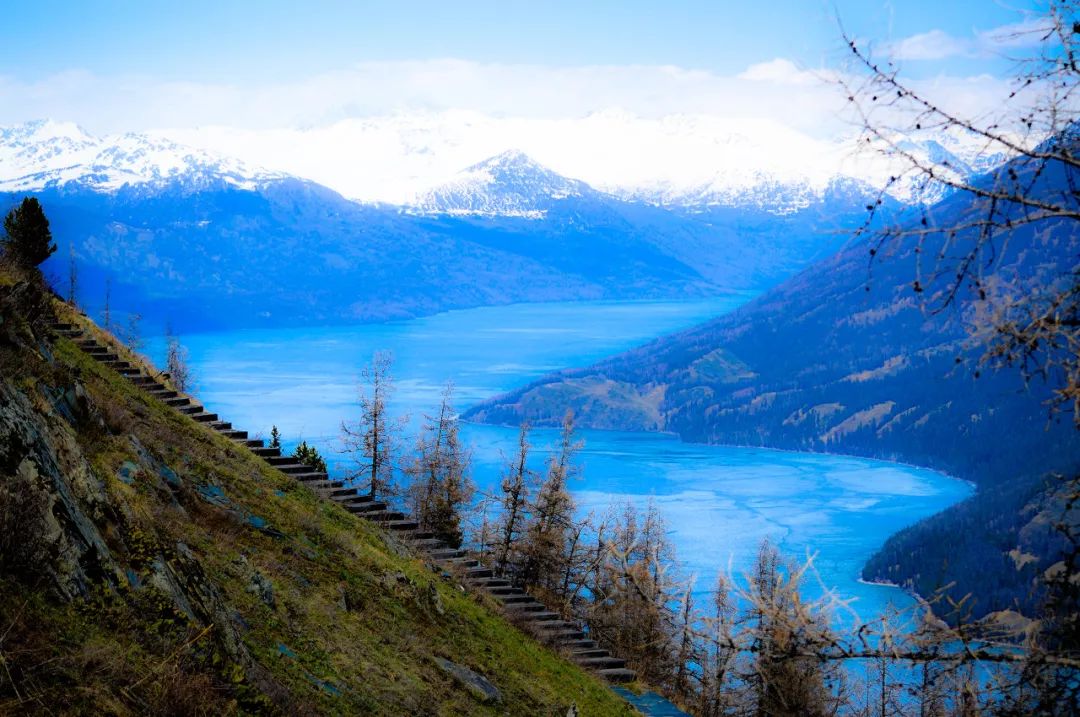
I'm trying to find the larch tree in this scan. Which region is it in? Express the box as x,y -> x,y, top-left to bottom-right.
408,382 -> 474,548
520,411 -> 580,593
341,351 -> 403,498
494,422 -> 536,578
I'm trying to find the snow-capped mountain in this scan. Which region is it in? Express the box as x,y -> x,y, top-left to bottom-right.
1,115 -> 1015,214
158,110 -> 1015,209
0,120 -> 285,193
409,150 -> 595,218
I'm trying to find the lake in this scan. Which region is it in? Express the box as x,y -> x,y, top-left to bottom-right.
146,296 -> 971,622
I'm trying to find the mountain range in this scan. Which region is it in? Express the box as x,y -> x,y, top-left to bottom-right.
1,119 -> 903,330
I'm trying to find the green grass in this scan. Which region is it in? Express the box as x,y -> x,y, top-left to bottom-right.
0,294 -> 636,715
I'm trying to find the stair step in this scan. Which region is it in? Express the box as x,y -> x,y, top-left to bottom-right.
503,602 -> 545,613
410,538 -> 445,549
208,421 -> 233,431
429,548 -> 466,560
147,388 -> 178,397
292,471 -> 330,482
466,567 -> 494,579
177,404 -> 204,414
497,594 -> 533,604
384,520 -> 420,531
488,586 -> 523,596
95,353 -> 120,362
80,345 -> 108,354
523,611 -> 561,622
345,502 -> 389,514
366,511 -> 406,522
307,480 -> 346,492
572,648 -> 610,658
129,376 -> 158,386
50,322 -> 76,331
473,578 -> 512,589
338,496 -> 380,508
252,446 -> 281,457
244,439 -> 265,448
576,656 -> 626,669
562,640 -> 599,651
164,396 -> 191,407
548,630 -> 587,642
442,557 -> 480,569
273,464 -> 311,475
190,412 -> 219,423
328,487 -> 357,498
218,429 -> 248,440
407,531 -> 436,541
266,455 -> 299,465
597,668 -> 636,684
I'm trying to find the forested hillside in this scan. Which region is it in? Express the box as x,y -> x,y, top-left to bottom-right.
466,147 -> 1080,619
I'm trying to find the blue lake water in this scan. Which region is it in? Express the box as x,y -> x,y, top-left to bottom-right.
147,296 -> 971,623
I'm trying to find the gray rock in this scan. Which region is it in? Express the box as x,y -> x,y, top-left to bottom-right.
433,657 -> 501,704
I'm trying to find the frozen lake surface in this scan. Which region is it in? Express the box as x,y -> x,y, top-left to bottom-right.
148,296 -> 971,621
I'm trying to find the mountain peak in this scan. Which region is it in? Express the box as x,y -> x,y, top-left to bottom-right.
410,150 -> 594,218
0,120 -> 287,194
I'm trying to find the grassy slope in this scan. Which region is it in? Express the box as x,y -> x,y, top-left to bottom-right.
0,286 -> 633,715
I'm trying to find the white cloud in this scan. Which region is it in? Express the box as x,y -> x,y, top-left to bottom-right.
886,16 -> 1058,62
0,56 -> 1017,204
888,29 -> 973,61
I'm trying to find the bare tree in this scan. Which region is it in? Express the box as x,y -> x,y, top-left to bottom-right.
102,276 -> 111,330
66,242 -> 77,307
341,351 -> 404,498
520,411 -> 580,593
165,328 -> 193,393
494,422 -> 536,577
840,3 -> 1080,423
407,382 -> 474,547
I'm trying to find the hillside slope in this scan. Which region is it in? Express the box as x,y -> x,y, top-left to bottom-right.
0,270 -> 633,715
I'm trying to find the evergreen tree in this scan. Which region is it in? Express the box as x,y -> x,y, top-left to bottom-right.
2,197 -> 55,267
269,425 -> 282,450
293,440 -> 328,473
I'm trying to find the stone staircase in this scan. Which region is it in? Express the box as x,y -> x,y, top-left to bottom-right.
50,320 -> 636,685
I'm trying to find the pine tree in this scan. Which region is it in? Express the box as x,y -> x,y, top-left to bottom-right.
269,425 -> 282,450
2,197 -> 55,267
293,440 -> 328,473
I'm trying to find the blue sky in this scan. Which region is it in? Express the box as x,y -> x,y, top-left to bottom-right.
0,0 -> 1049,144
0,0 -> 1037,83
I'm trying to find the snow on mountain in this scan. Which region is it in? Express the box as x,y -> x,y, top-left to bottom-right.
409,150 -> 592,218
0,119 -> 285,193
1,114 -> 1015,214
161,111 -> 1014,211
